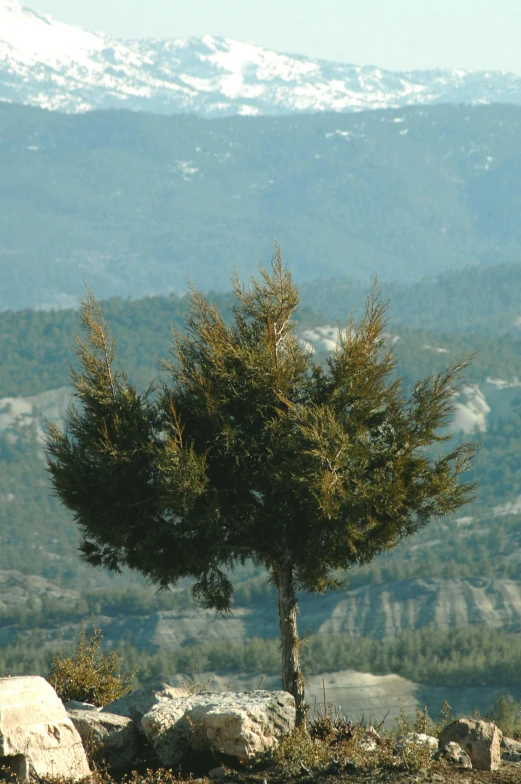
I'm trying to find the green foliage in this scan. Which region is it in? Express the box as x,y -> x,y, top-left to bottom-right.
300,626 -> 521,687
4,274 -> 521,402
486,693 -> 521,738
44,251 -> 478,722
272,719 -> 433,775
47,622 -> 136,707
46,253 -> 477,605
0,290 -> 323,399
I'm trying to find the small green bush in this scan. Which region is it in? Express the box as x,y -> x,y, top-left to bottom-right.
47,622 -> 137,707
486,692 -> 521,738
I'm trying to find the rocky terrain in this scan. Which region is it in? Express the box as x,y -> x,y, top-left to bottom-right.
2,676 -> 521,784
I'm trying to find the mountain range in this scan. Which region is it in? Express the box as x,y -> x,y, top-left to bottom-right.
2,0 -> 521,117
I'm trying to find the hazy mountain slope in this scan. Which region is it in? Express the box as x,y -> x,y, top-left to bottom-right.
3,288 -> 521,405
299,264 -> 521,336
3,571 -> 521,651
2,0 -> 521,117
2,102 -> 521,309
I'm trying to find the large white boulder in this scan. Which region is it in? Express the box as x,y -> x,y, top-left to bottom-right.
0,676 -> 90,780
142,690 -> 295,766
67,709 -> 139,772
439,718 -> 502,771
101,681 -> 190,736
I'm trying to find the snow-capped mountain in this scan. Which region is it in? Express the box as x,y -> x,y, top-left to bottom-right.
2,0 -> 521,116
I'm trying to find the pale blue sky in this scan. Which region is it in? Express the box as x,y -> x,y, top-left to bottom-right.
32,0 -> 521,74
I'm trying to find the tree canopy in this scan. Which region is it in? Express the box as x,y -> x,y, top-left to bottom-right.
46,246 -> 478,723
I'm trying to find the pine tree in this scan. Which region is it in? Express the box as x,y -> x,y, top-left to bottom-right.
46,246 -> 478,724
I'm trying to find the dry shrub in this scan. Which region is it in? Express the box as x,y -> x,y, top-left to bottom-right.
47,622 -> 137,707
271,705 -> 436,776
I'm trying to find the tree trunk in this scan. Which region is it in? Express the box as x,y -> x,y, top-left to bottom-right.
273,562 -> 307,726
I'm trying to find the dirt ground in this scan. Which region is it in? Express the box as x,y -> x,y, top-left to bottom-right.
203,763 -> 521,784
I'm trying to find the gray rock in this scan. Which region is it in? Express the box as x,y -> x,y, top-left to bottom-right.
396,732 -> 438,753
67,709 -> 139,772
63,700 -> 100,712
208,766 -> 227,779
439,718 -> 502,771
502,736 -> 521,762
142,689 -> 295,766
101,681 -> 190,735
434,741 -> 473,769
502,736 -> 521,753
503,750 -> 521,763
0,676 -> 90,781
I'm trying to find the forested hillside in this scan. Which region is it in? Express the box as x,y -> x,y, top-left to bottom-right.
2,101 -> 521,309
300,263 -> 521,336
3,283 -> 521,398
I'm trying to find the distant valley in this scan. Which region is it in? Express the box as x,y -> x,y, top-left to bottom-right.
5,564 -> 520,723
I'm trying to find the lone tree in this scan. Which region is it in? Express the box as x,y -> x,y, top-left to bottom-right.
46,247 -> 477,724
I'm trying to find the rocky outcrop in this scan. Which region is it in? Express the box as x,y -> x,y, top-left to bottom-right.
439,718 -> 502,771
311,578 -> 521,639
141,690 -> 296,766
0,676 -> 90,780
101,681 -> 190,735
67,709 -> 139,772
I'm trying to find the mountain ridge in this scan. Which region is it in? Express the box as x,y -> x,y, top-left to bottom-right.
2,0 -> 521,116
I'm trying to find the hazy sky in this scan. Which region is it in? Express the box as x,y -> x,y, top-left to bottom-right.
31,0 -> 521,74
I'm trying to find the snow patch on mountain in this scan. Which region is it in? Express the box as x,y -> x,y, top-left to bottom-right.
0,386 -> 72,443
2,0 -> 521,116
301,325 -> 344,352
452,386 -> 491,434
423,344 -> 449,354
